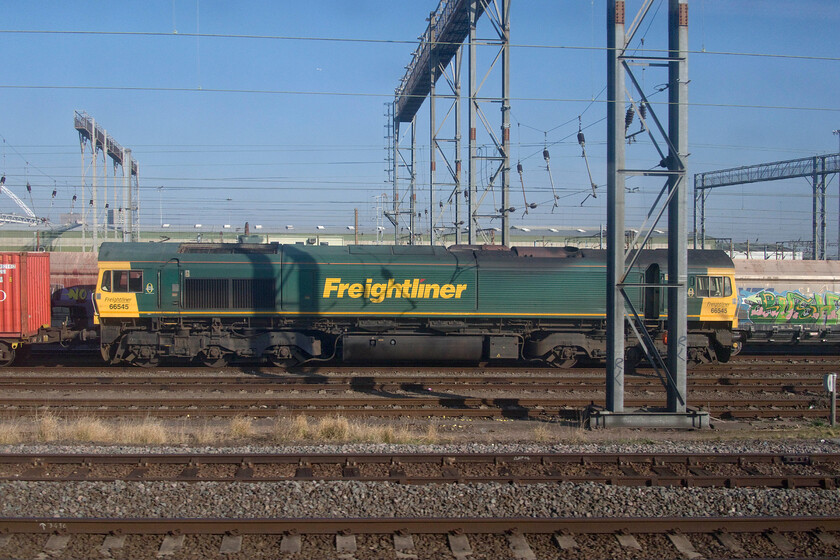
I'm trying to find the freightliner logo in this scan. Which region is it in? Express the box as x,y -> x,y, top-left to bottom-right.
322,278 -> 468,303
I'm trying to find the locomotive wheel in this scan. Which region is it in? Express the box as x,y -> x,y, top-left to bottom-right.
129,345 -> 160,368
265,346 -> 298,368
101,343 -> 121,365
132,356 -> 160,368
551,358 -> 577,368
0,342 -> 16,367
199,346 -> 230,368
547,346 -> 578,368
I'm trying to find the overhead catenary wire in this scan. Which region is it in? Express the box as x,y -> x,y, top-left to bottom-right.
0,29 -> 837,62
0,85 -> 835,114
0,19 -> 833,239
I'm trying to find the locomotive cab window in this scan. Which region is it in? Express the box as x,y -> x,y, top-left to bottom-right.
100,271 -> 112,292
694,275 -> 732,298
101,270 -> 144,293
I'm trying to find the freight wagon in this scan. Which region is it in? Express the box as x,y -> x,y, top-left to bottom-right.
735,259 -> 840,347
0,252 -> 96,366
95,242 -> 738,368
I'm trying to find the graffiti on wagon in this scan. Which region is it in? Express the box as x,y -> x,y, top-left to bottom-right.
740,289 -> 840,326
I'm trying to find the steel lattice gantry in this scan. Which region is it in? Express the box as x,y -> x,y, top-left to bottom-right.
74,111 -> 141,248
391,0 -> 510,246
694,153 -> 840,259
596,0 -> 705,428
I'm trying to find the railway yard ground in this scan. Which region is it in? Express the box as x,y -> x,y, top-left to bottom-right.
2,350 -> 840,559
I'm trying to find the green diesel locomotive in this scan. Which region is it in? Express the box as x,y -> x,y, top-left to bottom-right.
95,242 -> 738,367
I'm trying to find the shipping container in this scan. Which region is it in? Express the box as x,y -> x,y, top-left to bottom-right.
0,252 -> 51,342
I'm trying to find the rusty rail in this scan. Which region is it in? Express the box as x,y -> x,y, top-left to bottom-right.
2,515 -> 839,534
1,452 -> 837,488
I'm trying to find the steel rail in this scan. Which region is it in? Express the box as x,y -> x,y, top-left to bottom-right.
0,396 -> 826,419
1,451 -> 836,466
1,516 -> 839,535
0,375 -> 825,393
1,452 -> 837,488
19,407 -> 826,419
0,395 -> 819,407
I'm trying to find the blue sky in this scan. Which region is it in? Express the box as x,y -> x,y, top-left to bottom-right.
0,1 -> 837,245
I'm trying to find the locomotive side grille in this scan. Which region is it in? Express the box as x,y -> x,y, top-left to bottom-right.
184,278 -> 229,309
232,279 -> 276,309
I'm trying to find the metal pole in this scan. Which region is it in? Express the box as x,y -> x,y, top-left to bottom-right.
393,110 -> 400,246
819,155 -> 827,259
606,0 -> 626,413
454,47 -> 462,246
123,148 -> 132,242
666,0 -> 689,413
114,157 -> 119,239
354,208 -> 358,245
429,11 -> 437,247
79,138 -> 86,251
500,0 -> 511,247
692,179 -> 697,249
102,130 -> 108,239
700,189 -> 706,249
92,118 -> 98,252
835,135 -> 840,257
468,0 -> 478,245
813,156 -> 819,260
410,117 -> 417,245
132,162 -> 140,241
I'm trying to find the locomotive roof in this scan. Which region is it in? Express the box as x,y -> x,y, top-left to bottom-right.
98,242 -> 733,271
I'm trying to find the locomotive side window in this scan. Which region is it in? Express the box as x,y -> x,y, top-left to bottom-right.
695,275 -> 732,298
112,270 -> 144,293
129,271 -> 143,292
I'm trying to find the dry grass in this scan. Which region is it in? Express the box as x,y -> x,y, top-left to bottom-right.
271,415 -> 440,444
1,412 -> 836,446
36,413 -> 62,442
532,424 -> 553,443
228,416 -> 255,439
0,418 -> 27,444
191,423 -> 222,445
115,419 -> 170,445
63,417 -> 112,442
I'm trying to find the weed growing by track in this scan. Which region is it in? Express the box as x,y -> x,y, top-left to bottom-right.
270,415 -> 439,444
0,414 -> 440,445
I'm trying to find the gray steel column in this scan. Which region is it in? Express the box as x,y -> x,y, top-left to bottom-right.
454,48 -> 463,245
393,115 -> 400,245
606,0 -> 626,412
819,156 -> 827,259
666,0 -> 689,413
131,161 -> 140,241
102,130 -> 108,239
123,148 -> 132,242
692,181 -> 698,249
429,11 -> 437,246
813,156 -> 819,260
468,0 -> 478,245
500,0 -> 511,247
410,117 -> 417,245
700,190 -> 706,249
91,118 -> 98,252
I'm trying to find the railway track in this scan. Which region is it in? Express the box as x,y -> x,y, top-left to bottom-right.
0,372 -> 830,394
0,394 -> 827,419
1,516 -> 838,559
2,452 -> 839,488
2,355 -> 836,420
